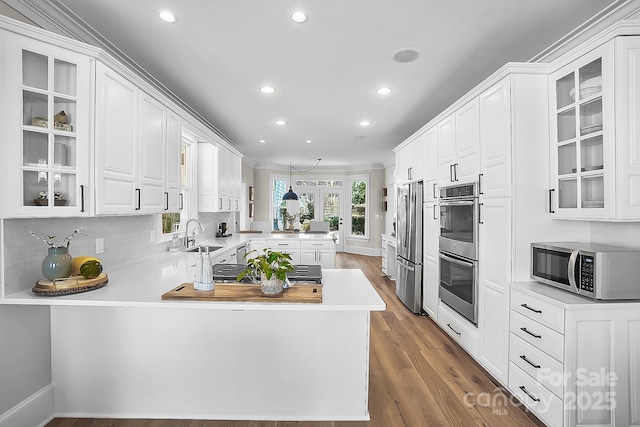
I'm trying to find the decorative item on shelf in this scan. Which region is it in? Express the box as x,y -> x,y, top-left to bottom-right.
31,111 -> 73,132
30,227 -> 85,281
33,191 -> 67,206
249,186 -> 255,201
237,248 -> 295,295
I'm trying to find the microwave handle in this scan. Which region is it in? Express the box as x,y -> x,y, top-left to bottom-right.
568,249 -> 579,290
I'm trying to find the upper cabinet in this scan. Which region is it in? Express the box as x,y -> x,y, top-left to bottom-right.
198,141 -> 242,212
438,98 -> 480,187
1,33 -> 91,217
395,133 -> 424,184
423,126 -> 438,201
549,36 -> 640,220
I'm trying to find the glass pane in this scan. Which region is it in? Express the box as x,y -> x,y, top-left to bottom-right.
162,213 -> 181,234
351,180 -> 366,235
54,59 -> 77,96
53,97 -> 76,131
23,131 -> 48,166
558,143 -> 576,175
22,50 -> 48,90
23,170 -> 49,207
272,179 -> 287,230
581,175 -> 604,208
578,58 -> 602,101
557,108 -> 576,142
556,72 -> 575,109
322,193 -> 340,231
53,172 -> 76,207
298,193 -> 315,231
558,179 -> 577,209
580,136 -> 603,172
580,98 -> 602,136
24,91 -> 48,127
53,135 -> 76,169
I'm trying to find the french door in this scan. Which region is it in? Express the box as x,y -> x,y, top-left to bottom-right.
296,187 -> 344,252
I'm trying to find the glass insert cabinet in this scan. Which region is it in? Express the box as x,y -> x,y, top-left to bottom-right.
3,34 -> 91,217
549,42 -> 614,219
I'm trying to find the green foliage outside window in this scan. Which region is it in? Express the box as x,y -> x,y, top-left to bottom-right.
351,180 -> 366,235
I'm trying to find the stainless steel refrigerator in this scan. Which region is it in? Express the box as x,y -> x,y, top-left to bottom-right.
395,180 -> 423,313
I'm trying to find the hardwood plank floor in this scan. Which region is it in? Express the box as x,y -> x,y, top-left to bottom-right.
46,253 -> 544,427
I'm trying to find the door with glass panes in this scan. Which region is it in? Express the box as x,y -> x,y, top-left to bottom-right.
294,180 -> 344,252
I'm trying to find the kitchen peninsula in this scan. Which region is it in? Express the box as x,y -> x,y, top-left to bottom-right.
0,238 -> 385,421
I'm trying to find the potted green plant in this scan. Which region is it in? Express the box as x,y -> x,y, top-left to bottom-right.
237,248 -> 295,295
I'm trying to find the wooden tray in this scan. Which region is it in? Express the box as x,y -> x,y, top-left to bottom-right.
162,282 -> 322,303
32,273 -> 108,296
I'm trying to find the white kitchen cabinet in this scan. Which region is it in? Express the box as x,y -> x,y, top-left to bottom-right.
166,110 -> 182,211
197,141 -> 242,212
437,302 -> 479,358
2,33 -> 92,217
394,133 -> 425,184
549,37 -> 640,220
380,235 -> 396,280
300,240 -> 335,269
266,239 -> 301,265
438,99 -> 480,187
138,91 -> 167,213
422,201 -> 439,318
423,126 -> 439,202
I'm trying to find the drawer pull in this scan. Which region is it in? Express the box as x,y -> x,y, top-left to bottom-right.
447,323 -> 461,336
519,385 -> 540,402
520,327 -> 542,339
519,355 -> 541,369
521,303 -> 542,314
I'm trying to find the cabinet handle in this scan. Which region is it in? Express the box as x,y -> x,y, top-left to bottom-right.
236,200 -> 239,210
135,188 -> 141,211
447,323 -> 461,336
433,204 -> 437,220
549,189 -> 555,214
454,163 -> 459,181
179,193 -> 184,210
449,164 -> 454,182
519,355 -> 541,369
228,199 -> 231,211
519,386 -> 540,402
520,327 -> 542,339
478,173 -> 484,194
478,203 -> 484,224
521,303 -> 542,314
164,192 -> 169,211
80,184 -> 85,213
432,182 -> 437,199
218,198 -> 223,210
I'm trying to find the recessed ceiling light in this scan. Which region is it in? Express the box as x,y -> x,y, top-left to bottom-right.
260,86 -> 276,94
376,87 -> 392,95
291,11 -> 307,23
259,139 -> 266,143
275,120 -> 287,126
305,140 -> 312,144
359,121 -> 371,126
158,10 -> 178,23
393,48 -> 419,63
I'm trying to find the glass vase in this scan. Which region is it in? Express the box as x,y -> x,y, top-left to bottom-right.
42,246 -> 72,281
260,273 -> 284,295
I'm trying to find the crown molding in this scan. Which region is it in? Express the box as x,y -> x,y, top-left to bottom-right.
254,163 -> 385,172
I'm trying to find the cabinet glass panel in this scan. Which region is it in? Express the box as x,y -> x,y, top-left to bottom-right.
54,172 -> 77,207
557,109 -> 576,142
556,72 -> 575,109
53,135 -> 76,169
558,142 -> 576,175
22,50 -> 47,90
577,58 -> 602,101
53,59 -> 77,96
23,170 -> 49,206
53,96 -> 75,132
580,136 -> 604,172
581,175 -> 604,208
558,179 -> 577,209
23,131 -> 48,166
23,91 -> 48,127
580,98 -> 602,136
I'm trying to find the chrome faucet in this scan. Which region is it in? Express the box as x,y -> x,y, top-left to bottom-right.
184,219 -> 203,248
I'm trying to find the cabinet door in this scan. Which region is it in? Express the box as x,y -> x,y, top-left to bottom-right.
478,197 -> 511,385
4,35 -> 92,217
437,113 -> 456,186
197,142 -> 219,212
166,110 -> 181,211
395,144 -> 411,184
95,62 -> 139,214
423,126 -> 439,201
411,135 -> 425,181
217,145 -> 228,202
300,250 -> 317,265
138,92 -> 166,213
423,258 -> 438,319
422,201 -> 439,318
480,77 -> 512,198
455,98 -> 480,184
318,249 -> 335,269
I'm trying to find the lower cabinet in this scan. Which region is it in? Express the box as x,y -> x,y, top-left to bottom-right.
299,240 -> 336,269
437,302 -> 479,359
381,234 -> 396,279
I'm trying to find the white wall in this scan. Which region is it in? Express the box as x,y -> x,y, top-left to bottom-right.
589,222 -> 640,249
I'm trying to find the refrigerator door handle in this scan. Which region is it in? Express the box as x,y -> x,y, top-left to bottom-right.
396,258 -> 416,272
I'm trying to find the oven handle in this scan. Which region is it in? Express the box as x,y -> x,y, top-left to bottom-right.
440,200 -> 475,207
439,251 -> 475,268
568,249 -> 579,290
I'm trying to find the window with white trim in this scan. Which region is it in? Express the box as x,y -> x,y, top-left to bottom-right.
348,174 -> 369,238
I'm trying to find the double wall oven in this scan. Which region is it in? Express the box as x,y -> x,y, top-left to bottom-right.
438,183 -> 479,325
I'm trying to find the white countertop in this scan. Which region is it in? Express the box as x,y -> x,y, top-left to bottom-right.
0,247 -> 384,311
511,281 -> 640,309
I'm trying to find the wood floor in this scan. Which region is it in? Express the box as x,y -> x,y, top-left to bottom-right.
47,253 -> 545,427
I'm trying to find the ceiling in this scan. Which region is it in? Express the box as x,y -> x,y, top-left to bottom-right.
4,0 -> 625,168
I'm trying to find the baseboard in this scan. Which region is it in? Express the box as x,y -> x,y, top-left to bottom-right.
344,245 -> 378,256
0,384 -> 55,427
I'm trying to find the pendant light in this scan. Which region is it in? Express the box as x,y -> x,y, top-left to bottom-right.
282,159 -> 322,201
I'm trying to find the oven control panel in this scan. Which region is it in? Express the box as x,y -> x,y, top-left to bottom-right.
579,255 -> 595,293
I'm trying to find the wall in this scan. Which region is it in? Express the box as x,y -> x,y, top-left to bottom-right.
383,163 -> 396,237
241,160 -> 255,230
589,222 -> 640,249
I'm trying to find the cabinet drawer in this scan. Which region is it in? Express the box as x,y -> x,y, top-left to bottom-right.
268,240 -> 300,250
510,333 -> 564,398
509,363 -> 563,427
511,288 -> 564,333
437,304 -> 479,358
300,240 -> 334,250
510,311 -> 564,362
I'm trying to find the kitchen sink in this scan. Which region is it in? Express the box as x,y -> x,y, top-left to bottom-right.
183,245 -> 224,253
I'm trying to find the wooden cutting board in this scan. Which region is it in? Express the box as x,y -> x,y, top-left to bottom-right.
161,282 -> 322,303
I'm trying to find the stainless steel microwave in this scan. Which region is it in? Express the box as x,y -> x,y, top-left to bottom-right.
531,242 -> 640,300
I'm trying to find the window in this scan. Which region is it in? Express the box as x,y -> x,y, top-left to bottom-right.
349,175 -> 368,238
272,177 -> 287,230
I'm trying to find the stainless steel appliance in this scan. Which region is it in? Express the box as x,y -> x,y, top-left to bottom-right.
395,180 -> 423,313
212,264 -> 322,284
439,251 -> 478,324
439,182 -> 479,260
531,242 -> 640,300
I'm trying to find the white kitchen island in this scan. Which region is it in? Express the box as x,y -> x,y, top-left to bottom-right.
0,251 -> 385,421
